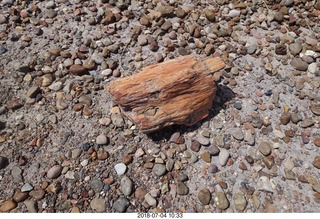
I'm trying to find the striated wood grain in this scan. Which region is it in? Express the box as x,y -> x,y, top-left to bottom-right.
107,55 -> 225,133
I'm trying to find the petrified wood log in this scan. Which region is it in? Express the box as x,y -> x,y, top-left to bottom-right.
107,55 -> 225,133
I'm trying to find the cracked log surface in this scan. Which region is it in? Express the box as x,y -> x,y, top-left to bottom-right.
107,55 -> 225,133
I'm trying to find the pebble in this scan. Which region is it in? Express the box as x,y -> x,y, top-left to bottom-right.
96,134 -> 108,145
0,45 -> 7,55
239,162 -> 247,170
99,118 -> 111,126
115,163 -> 127,176
0,200 -> 17,212
228,9 -> 240,18
215,191 -> 229,210
49,82 -> 63,91
312,184 -> 320,194
283,157 -> 294,170
313,156 -> 320,169
289,43 -> 302,56
198,188 -> 211,205
47,165 -> 62,179
71,148 -> 82,159
27,86 -> 40,98
301,118 -> 314,128
218,148 -> 229,166
111,113 -> 124,128
204,8 -> 215,21
11,166 -> 23,182
69,64 -> 88,76
158,5 -> 174,17
281,0 -> 294,6
13,190 -> 28,202
290,113 -> 302,124
244,130 -> 255,146
233,192 -> 247,211
231,128 -> 244,141
208,145 -> 220,156
21,183 -> 33,192
45,1 -> 56,9
121,176 -> 134,196
191,140 -> 201,152
258,141 -> 272,156
24,200 -> 37,213
113,197 -> 129,213
89,179 -> 104,193
90,197 -> 105,212
273,129 -> 284,139
290,58 -> 308,71
82,142 -> 91,151
314,138 -> 320,147
152,164 -> 167,176
201,152 -> 211,163
257,176 -> 274,193
196,134 -> 210,146
176,182 -> 189,195
234,102 -> 242,110
145,193 -> 157,206
275,43 -> 287,55
285,169 -> 296,180
0,156 -> 9,169
280,112 -> 291,125
29,189 -> 45,201
311,105 -> 320,116
135,187 -> 147,200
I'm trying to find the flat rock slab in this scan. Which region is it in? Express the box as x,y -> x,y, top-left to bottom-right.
107,55 -> 225,133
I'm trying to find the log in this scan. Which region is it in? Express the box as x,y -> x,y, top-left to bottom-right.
107,55 -> 225,133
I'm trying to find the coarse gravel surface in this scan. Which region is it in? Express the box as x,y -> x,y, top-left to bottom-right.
0,0 -> 320,213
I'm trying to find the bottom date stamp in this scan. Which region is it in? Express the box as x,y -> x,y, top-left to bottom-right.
137,213 -> 183,218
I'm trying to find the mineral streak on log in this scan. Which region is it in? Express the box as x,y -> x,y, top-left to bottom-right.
107,55 -> 225,133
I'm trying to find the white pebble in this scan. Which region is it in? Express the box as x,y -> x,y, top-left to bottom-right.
81,159 -> 89,167
115,163 -> 127,176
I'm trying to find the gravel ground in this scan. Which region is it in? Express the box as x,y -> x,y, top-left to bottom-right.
0,0 -> 320,213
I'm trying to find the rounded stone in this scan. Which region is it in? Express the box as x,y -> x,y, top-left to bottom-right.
152,164 -> 167,176
29,189 -> 45,201
280,112 -> 291,125
311,105 -> 320,116
313,156 -> 320,169
258,141 -> 271,156
13,190 -> 29,202
121,176 -> 134,196
113,197 -> 129,212
96,134 -> 108,145
289,43 -> 302,56
135,187 -> 147,200
176,182 -> 189,195
47,165 -> 62,179
115,163 -> 127,176
215,192 -> 229,210
144,193 -> 157,206
290,58 -> 308,71
0,200 -> 17,212
218,148 -> 229,166
198,189 -> 211,205
201,152 -> 211,163
233,192 -> 247,211
90,197 -> 105,212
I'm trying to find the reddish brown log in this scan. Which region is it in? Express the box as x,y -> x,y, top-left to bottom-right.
107,55 -> 225,133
